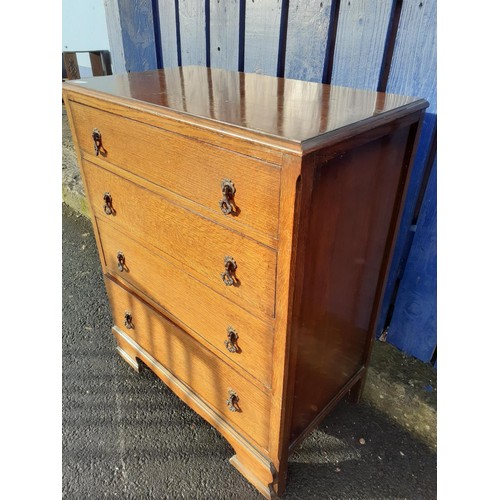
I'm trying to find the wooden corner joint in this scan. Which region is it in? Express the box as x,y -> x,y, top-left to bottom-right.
229,445 -> 281,499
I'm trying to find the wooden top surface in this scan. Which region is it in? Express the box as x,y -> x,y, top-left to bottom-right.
63,66 -> 427,148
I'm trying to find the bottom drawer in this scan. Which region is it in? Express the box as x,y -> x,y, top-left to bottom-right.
104,276 -> 271,450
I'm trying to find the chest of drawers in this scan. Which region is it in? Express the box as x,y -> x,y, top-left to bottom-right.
63,66 -> 427,498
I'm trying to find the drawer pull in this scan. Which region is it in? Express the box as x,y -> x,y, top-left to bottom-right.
221,256 -> 238,286
124,311 -> 133,329
219,179 -> 236,215
92,128 -> 102,156
226,389 -> 240,412
117,251 -> 126,272
103,192 -> 114,215
224,326 -> 239,353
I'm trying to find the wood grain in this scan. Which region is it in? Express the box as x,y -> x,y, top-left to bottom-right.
331,0 -> 393,90
63,52 -> 80,80
178,0 -> 206,66
157,0 -> 179,68
83,160 -> 277,318
268,153 -> 315,495
244,0 -> 283,76
386,0 -> 437,113
112,322 -> 277,495
106,277 -> 271,450
64,87 -> 287,164
103,0 -> 127,74
97,220 -> 275,388
209,0 -> 240,71
284,0 -> 333,83
63,67 -> 428,498
116,0 -> 158,72
70,100 -> 281,239
290,125 -> 413,443
377,112 -> 435,339
63,67 -> 424,146
386,157 -> 436,361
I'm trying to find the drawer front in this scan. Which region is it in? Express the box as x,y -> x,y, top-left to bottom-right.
69,100 -> 280,238
84,160 -> 276,318
105,276 -> 271,450
97,219 -> 274,388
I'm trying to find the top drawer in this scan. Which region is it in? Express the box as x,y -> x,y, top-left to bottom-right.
68,100 -> 281,239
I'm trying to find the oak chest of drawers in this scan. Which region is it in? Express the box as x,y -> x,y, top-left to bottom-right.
63,66 -> 427,498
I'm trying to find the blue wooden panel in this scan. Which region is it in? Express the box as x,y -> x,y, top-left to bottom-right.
386,158 -> 436,362
330,0 -> 392,90
178,0 -> 207,66
377,0 -> 437,353
210,0 -> 240,70
117,0 -> 158,72
285,0 -> 334,82
377,113 -> 436,337
386,0 -> 437,112
158,0 -> 179,68
244,0 -> 283,75
103,0 -> 127,74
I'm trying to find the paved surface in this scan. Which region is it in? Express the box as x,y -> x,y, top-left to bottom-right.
62,203 -> 437,499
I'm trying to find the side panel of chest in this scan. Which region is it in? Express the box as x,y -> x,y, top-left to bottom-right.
289,122 -> 419,444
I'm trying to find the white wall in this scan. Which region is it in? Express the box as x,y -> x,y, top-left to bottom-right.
62,0 -> 110,76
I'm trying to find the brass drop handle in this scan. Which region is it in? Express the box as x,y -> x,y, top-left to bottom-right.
117,251 -> 125,272
221,256 -> 238,286
224,326 -> 239,353
226,389 -> 239,412
103,192 -> 114,215
219,179 -> 236,215
92,128 -> 102,156
124,311 -> 133,329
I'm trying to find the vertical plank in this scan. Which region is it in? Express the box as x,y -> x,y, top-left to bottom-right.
178,0 -> 207,66
386,159 -> 436,362
152,0 -> 164,68
331,0 -> 393,90
377,113 -> 436,338
116,0 -> 158,72
63,52 -> 80,80
284,0 -> 334,82
101,50 -> 113,75
386,0 -> 437,113
210,0 -> 240,70
377,0 -> 437,347
89,52 -> 105,76
104,0 -> 126,74
245,0 -> 283,75
158,0 -> 179,67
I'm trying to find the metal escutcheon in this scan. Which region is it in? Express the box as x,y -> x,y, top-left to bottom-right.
117,251 -> 125,272
224,326 -> 239,353
124,311 -> 133,329
221,256 -> 237,286
92,128 -> 102,156
226,389 -> 239,412
219,179 -> 236,215
103,192 -> 113,215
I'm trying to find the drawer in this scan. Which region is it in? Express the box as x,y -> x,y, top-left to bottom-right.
69,100 -> 280,238
97,219 -> 274,388
83,160 -> 276,318
105,276 -> 271,450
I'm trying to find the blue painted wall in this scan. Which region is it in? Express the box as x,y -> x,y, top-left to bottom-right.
101,0 -> 437,365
